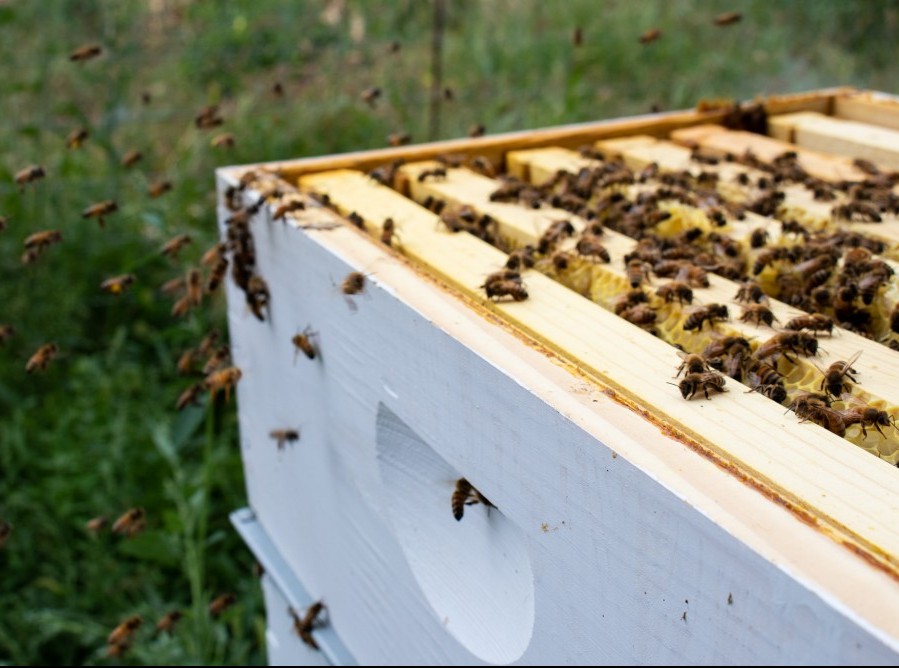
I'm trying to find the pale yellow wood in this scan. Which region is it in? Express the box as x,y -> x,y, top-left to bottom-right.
768,112 -> 899,172
671,124 -> 869,182
401,158 -> 899,459
297,168 -> 899,578
835,92 -> 899,132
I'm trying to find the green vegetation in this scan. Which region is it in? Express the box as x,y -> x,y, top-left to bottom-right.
0,0 -> 896,664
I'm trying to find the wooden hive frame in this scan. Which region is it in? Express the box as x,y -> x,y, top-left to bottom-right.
219,87 -> 899,664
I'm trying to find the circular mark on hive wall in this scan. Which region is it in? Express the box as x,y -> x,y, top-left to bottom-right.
375,403 -> 534,664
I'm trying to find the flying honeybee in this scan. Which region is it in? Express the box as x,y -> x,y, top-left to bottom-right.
195,105 -> 224,129
112,507 -> 145,537
342,271 -> 367,296
187,268 -> 204,307
121,150 -> 143,168
155,610 -> 183,636
148,180 -> 173,198
209,593 -> 236,618
26,342 -> 59,373
675,371 -> 727,400
713,11 -> 742,26
206,257 -> 229,294
290,602 -> 326,650
387,132 -> 411,147
82,200 -> 118,228
100,274 -> 136,295
205,366 -> 242,402
69,43 -> 102,62
0,324 -> 15,344
66,127 -> 89,149
24,230 -> 62,253
360,86 -> 382,107
202,346 -> 231,375
451,478 -> 495,521
15,165 -> 46,191
639,28 -> 662,44
292,326 -> 317,361
819,351 -> 861,400
270,429 -> 300,450
176,382 -> 204,411
85,515 -> 108,534
211,133 -> 235,149
107,615 -> 142,647
177,347 -> 197,377
468,123 -> 486,138
161,233 -> 193,259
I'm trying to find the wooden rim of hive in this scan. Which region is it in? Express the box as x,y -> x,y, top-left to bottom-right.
219,86 -> 899,588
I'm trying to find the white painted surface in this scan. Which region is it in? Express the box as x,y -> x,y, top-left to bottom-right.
219,174 -> 899,665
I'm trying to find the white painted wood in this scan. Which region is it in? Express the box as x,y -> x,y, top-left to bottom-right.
218,172 -> 899,665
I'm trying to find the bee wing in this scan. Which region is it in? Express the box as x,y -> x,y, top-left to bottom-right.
842,349 -> 863,373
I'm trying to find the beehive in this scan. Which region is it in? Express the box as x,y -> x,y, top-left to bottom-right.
220,88 -> 899,665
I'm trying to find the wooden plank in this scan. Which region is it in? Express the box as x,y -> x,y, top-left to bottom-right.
835,91 -> 899,132
296,168 -> 899,579
670,124 -> 869,182
768,111 -> 899,171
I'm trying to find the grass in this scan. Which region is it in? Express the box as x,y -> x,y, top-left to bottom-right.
0,0 -> 896,664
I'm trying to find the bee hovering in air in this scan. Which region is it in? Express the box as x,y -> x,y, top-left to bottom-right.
121,149 -> 143,168
155,610 -> 183,636
161,233 -> 192,259
451,478 -> 495,521
0,520 -> 11,549
211,133 -> 235,149
69,43 -> 102,62
360,86 -> 382,108
66,127 -> 89,149
639,28 -> 662,44
82,200 -> 118,228
112,507 -> 146,538
148,179 -> 173,198
209,593 -> 236,618
204,366 -> 242,402
289,601 -> 327,650
15,165 -> 46,192
85,515 -> 108,534
292,326 -> 318,362
341,271 -> 368,311
100,274 -> 136,295
713,11 -> 742,26
26,342 -> 59,373
270,429 -> 300,451
0,324 -> 15,344
195,105 -> 224,129
107,615 -> 142,649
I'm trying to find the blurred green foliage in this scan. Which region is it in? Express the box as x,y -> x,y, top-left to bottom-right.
0,0 -> 896,664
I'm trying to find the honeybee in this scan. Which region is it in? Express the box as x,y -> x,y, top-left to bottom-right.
201,242 -> 226,266
211,133 -> 235,149
625,259 -> 652,289
0,324 -> 15,344
749,228 -> 769,248
0,520 -> 11,549
268,429 -> 300,451
675,372 -> 727,400
26,342 -> 59,373
639,28 -> 662,44
790,395 -> 846,437
15,165 -> 46,191
839,397 -> 896,438
380,217 -> 399,247
537,219 -> 575,254
469,156 -> 496,178
656,281 -> 693,305
783,313 -> 834,336
347,211 -> 365,229
675,352 -> 706,378
171,295 -> 194,318
713,11 -> 742,26
289,601 -> 326,650
858,264 -> 893,305
292,327 -> 318,361
106,640 -> 132,658
674,263 -> 709,288
155,610 -> 183,636
745,359 -> 786,403
121,150 -> 143,168
187,268 -> 204,307
161,233 -> 192,259
85,515 -> 108,534
468,123 -> 486,137
417,167 -> 447,182
206,257 -> 229,294
740,303 -> 777,328
0,214 -> 7,232
360,86 -> 382,107
575,235 -> 610,263
734,279 -> 766,304
683,304 -> 729,331
69,43 -> 102,62
111,507 -> 145,537
755,332 -> 818,363
195,105 -> 224,129
205,366 -> 242,402
819,351 -> 861,400
177,348 -> 197,376
24,229 -> 62,250
209,593 -> 236,618
451,478 -> 495,521
176,382 -> 204,411
482,271 -> 528,302
572,26 -> 584,46
202,346 -> 231,375
107,615 -> 142,647
833,201 -> 881,223
66,127 -> 89,149
505,246 -> 536,271
272,200 -> 305,221
148,180 -> 173,198
81,200 -> 118,228
197,330 -> 220,357
387,132 -> 411,147
100,274 -> 136,295
341,271 -> 367,296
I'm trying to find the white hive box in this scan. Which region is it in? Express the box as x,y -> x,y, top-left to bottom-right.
221,88 -> 899,665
